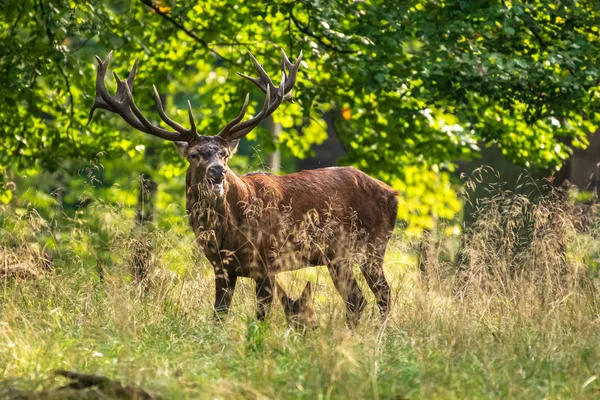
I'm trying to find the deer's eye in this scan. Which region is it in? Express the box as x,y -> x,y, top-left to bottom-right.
189,153 -> 199,160
218,150 -> 227,158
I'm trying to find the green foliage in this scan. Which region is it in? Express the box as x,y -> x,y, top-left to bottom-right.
3,4 -> 600,396
392,165 -> 462,234
2,0 -> 599,230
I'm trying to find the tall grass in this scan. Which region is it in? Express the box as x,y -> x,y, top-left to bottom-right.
1,178 -> 600,399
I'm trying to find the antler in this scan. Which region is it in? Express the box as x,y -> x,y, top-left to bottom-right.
218,49 -> 302,141
87,51 -> 199,142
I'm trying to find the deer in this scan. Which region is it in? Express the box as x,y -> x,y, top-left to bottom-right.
276,280 -> 317,331
87,48 -> 398,326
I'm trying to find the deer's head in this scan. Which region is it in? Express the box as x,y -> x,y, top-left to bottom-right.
87,49 -> 302,197
277,281 -> 317,331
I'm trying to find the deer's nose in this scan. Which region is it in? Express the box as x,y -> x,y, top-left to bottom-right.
208,165 -> 225,179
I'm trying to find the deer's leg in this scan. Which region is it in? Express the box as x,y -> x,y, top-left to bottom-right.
213,269 -> 238,320
359,250 -> 391,318
255,275 -> 275,321
327,262 -> 366,327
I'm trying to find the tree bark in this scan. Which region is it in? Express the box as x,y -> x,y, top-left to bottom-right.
266,121 -> 282,173
132,173 -> 157,283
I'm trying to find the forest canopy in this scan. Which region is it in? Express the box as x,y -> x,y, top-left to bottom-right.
1,0 -> 599,229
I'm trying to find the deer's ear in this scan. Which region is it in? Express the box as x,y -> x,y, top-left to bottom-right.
174,141 -> 189,157
298,281 -> 313,308
300,282 -> 312,299
227,139 -> 240,154
275,282 -> 292,310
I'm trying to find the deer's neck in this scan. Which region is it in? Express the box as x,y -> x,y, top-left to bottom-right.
186,169 -> 246,249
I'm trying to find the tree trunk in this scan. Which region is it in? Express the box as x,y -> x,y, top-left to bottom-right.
132,173 -> 157,283
266,121 -> 282,173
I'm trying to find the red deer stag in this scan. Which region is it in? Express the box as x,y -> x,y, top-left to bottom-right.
88,49 -> 398,326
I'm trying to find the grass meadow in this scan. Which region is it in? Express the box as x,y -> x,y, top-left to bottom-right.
1,181 -> 600,399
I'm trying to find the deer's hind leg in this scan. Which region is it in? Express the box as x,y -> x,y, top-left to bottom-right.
327,262 -> 366,327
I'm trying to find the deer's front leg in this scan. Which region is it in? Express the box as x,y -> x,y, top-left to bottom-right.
255,275 -> 274,321
213,268 -> 237,320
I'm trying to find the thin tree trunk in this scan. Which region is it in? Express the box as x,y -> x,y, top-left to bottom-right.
132,173 -> 157,283
266,121 -> 282,173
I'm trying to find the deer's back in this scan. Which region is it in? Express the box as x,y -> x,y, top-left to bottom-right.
241,166 -> 398,239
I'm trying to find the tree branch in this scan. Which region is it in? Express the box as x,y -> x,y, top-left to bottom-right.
140,0 -> 237,66
39,0 -> 74,141
55,62 -> 74,136
289,10 -> 357,55
523,16 -> 576,77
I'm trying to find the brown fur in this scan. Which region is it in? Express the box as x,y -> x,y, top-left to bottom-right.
182,136 -> 398,326
88,49 -> 397,326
